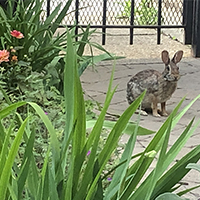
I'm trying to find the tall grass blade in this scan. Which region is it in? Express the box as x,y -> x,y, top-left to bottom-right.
86,120 -> 155,135
150,145 -> 200,199
63,29 -> 87,199
0,102 -> 26,119
28,102 -> 60,172
17,127 -> 35,199
105,116 -> 140,199
51,0 -> 73,34
120,98 -> 185,199
144,114 -> 173,200
74,59 -> 117,200
0,117 -> 28,200
0,122 -> 14,176
74,86 -> 117,200
86,91 -> 146,200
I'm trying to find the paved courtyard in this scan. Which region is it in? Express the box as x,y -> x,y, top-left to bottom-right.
81,54 -> 200,199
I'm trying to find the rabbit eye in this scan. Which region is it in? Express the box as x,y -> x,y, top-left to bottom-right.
166,66 -> 170,71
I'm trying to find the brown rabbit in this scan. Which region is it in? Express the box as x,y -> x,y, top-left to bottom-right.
127,50 -> 183,117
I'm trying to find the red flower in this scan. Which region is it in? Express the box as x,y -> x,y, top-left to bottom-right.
10,30 -> 24,39
0,50 -> 10,64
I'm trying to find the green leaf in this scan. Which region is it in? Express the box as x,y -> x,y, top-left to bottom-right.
0,101 -> 26,119
17,126 -> 36,199
86,91 -> 146,200
86,120 -> 155,135
0,122 -> 14,176
51,0 -> 73,34
44,3 -> 61,26
150,145 -> 200,199
0,117 -> 28,200
119,97 -> 197,200
105,116 -> 140,199
64,29 -> 87,198
28,102 -> 60,172
77,25 -> 90,57
177,184 -> 200,196
74,77 -> 117,200
186,163 -> 200,172
155,193 -> 189,200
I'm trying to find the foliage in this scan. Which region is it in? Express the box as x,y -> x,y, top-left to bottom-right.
0,30 -> 32,97
135,0 -> 159,25
0,0 -> 119,96
155,193 -> 190,200
0,30 -> 200,200
118,0 -> 159,25
186,163 -> 200,172
0,0 -> 72,71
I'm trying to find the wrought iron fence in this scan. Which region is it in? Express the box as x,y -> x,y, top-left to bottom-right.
43,0 -> 185,45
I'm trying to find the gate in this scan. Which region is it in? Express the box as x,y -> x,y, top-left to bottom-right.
45,0 -> 200,57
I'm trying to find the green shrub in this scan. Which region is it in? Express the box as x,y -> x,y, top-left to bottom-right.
0,0 -> 119,96
0,0 -> 73,71
118,0 -> 159,25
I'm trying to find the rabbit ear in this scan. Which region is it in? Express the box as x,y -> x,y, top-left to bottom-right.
161,50 -> 170,65
172,50 -> 183,64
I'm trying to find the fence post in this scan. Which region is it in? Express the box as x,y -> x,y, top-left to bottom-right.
75,0 -> 79,39
47,0 -> 50,17
102,0 -> 107,45
183,0 -> 194,44
192,0 -> 200,57
130,0 -> 135,45
157,0 -> 162,44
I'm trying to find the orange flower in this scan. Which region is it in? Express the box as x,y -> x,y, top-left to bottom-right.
11,55 -> 18,62
0,50 -> 10,64
10,30 -> 24,39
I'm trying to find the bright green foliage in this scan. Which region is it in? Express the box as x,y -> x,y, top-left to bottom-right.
0,31 -> 200,200
119,0 -> 159,25
135,0 -> 159,25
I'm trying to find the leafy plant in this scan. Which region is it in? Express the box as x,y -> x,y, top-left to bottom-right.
0,30 -> 200,200
0,29 -> 32,96
47,26 -> 119,95
0,0 -> 121,96
0,0 -> 73,71
135,0 -> 159,25
118,0 -> 159,25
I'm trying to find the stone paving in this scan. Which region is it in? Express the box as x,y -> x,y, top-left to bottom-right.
81,56 -> 200,199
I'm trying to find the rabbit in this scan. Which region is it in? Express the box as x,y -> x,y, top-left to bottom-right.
127,50 -> 183,117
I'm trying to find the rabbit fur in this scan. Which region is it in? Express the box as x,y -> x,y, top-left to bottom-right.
127,50 -> 183,117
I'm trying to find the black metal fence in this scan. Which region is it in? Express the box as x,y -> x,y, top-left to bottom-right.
44,0 -> 200,57
45,0 -> 184,45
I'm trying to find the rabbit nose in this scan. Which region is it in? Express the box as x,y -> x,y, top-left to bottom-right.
174,75 -> 180,81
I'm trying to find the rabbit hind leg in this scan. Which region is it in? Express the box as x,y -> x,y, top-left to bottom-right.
161,102 -> 168,116
152,101 -> 161,117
